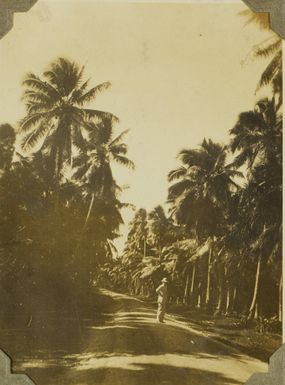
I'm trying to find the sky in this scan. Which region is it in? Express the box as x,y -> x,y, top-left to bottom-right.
0,0 -> 275,252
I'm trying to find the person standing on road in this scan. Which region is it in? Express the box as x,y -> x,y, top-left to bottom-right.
156,277 -> 168,323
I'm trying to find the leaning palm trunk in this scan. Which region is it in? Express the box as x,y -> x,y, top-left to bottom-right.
183,272 -> 191,304
247,256 -> 262,319
82,193 -> 95,232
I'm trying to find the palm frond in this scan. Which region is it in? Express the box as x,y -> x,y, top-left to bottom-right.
26,102 -> 53,115
22,90 -> 53,104
110,143 -> 128,156
23,73 -> 60,99
109,129 -> 130,147
76,82 -> 111,105
168,179 -> 195,200
113,154 -> 135,169
82,108 -> 119,123
254,39 -> 281,58
178,148 -> 201,166
19,112 -> 51,132
21,122 -> 51,151
168,166 -> 187,182
239,9 -> 270,30
257,51 -> 282,90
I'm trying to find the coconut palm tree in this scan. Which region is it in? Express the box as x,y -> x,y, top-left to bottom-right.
168,139 -> 242,308
20,57 -> 117,179
168,139 -> 242,237
74,118 -> 134,231
229,98 -> 282,170
123,208 -> 149,262
147,205 -> 179,261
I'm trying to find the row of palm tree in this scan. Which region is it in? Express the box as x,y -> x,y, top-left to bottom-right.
100,103 -> 281,319
98,16 -> 282,322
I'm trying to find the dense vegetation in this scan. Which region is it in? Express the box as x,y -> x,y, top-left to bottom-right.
0,58 -> 133,317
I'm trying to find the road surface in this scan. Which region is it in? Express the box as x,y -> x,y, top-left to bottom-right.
15,289 -> 267,385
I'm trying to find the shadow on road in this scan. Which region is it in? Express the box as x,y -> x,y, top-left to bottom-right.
2,289 -> 267,385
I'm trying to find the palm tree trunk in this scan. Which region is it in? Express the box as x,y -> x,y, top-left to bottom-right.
248,256 -> 262,319
226,287 -> 230,314
82,193 -> 95,231
196,281 -> 202,309
190,264 -> 196,294
215,287 -> 222,315
279,274 -> 282,322
215,265 -> 225,315
183,272 -> 190,304
205,246 -> 213,309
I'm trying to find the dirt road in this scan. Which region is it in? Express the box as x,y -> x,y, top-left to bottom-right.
15,289 -> 268,385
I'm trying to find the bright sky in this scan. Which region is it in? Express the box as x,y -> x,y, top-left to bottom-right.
0,1 -> 274,252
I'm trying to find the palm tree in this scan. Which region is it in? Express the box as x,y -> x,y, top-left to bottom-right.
20,57 -> 117,179
168,139 -> 241,237
123,208 -> 149,262
168,139 -> 242,308
240,9 -> 282,104
229,98 -> 282,170
74,118 -> 134,231
147,205 -> 178,261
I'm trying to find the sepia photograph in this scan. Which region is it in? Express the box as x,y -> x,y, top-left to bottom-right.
0,1 -> 283,384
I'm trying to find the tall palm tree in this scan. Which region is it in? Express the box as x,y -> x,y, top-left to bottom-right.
20,57 -> 117,179
74,118 -> 134,231
168,139 -> 242,308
